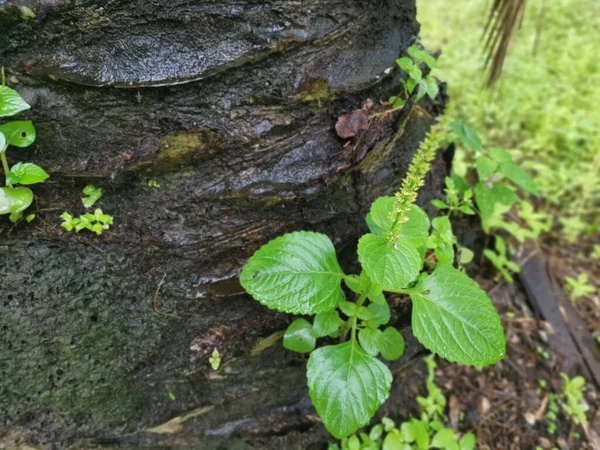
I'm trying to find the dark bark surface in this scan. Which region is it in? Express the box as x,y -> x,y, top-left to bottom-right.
0,1 -> 447,448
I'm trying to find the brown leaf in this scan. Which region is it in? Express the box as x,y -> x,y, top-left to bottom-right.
335,109 -> 369,139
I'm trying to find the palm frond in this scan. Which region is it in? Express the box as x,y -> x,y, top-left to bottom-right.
483,0 -> 529,86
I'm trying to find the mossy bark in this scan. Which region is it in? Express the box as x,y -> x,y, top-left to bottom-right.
0,1 -> 446,448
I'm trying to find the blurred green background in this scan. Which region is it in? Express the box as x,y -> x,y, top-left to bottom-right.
417,0 -> 600,244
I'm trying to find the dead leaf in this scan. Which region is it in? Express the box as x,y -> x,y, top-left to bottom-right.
335,109 -> 369,139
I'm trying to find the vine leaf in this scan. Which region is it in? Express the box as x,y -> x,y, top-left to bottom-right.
0,86 -> 30,117
358,233 -> 421,290
365,196 -> 430,247
307,341 -> 392,438
240,231 -> 344,315
410,265 -> 506,367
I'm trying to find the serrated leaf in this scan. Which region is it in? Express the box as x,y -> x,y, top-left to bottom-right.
475,155 -> 498,181
450,120 -> 482,151
82,184 -> 102,208
410,265 -> 505,366
0,121 -> 36,147
307,341 -> 392,438
240,231 -> 345,314
0,86 -> 30,117
283,319 -> 316,353
313,310 -> 342,338
499,162 -> 538,195
358,328 -> 381,356
358,233 -> 421,291
366,197 -> 430,247
378,327 -> 405,361
8,162 -> 48,185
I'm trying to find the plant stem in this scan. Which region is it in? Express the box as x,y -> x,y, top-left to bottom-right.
1,150 -> 10,186
350,292 -> 368,343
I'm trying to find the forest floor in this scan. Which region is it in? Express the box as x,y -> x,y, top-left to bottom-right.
414,1 -> 600,447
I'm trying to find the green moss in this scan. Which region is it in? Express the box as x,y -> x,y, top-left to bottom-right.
295,78 -> 334,107
129,129 -> 224,174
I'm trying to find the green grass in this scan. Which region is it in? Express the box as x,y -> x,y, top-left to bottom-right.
417,0 -> 600,242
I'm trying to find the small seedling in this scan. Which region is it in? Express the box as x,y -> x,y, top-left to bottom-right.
209,348 -> 221,371
560,373 -> 589,425
82,184 -> 102,208
61,209 -> 113,235
565,273 -> 595,301
389,45 -> 439,108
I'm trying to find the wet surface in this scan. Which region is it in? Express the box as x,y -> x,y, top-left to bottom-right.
0,1 -> 450,448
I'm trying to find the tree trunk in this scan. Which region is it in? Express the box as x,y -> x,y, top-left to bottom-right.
0,1 -> 446,448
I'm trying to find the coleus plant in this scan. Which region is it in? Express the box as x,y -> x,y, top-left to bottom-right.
240,123 -> 506,439
0,68 -> 48,222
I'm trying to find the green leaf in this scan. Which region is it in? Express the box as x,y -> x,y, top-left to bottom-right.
499,162 -> 538,195
475,156 -> 498,181
26,213 -> 35,223
82,184 -> 102,208
366,197 -> 430,247
432,428 -> 458,450
358,328 -> 381,356
450,120 -> 482,151
0,121 -> 36,147
358,233 -> 421,291
382,430 -> 408,450
0,188 -> 11,214
0,132 -> 5,153
474,182 -> 518,222
416,80 -> 428,101
307,341 -> 392,438
2,186 -> 33,214
459,433 -> 476,450
240,231 -> 345,315
379,327 -> 405,361
8,162 -> 49,185
406,77 -> 417,94
396,57 -> 413,72
0,86 -> 30,117
313,310 -> 342,338
340,301 -> 358,317
408,46 -> 438,69
283,319 -> 316,353
426,76 -> 439,99
367,282 -> 386,305
405,419 -> 429,450
431,199 -> 448,209
368,302 -> 391,326
410,265 -> 506,366
488,148 -> 512,163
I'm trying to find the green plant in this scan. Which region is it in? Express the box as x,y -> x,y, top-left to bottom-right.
331,356 -> 476,450
209,348 -> 221,371
560,374 -> 589,425
61,209 -> 113,235
565,273 -> 596,301
0,68 -> 48,222
431,120 -> 541,282
484,236 -> 520,283
418,0 -> 600,245
240,124 -> 505,438
546,393 -> 559,435
82,184 -> 102,208
389,45 -> 439,109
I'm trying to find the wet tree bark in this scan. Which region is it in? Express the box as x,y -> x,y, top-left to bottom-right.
0,1 -> 446,448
